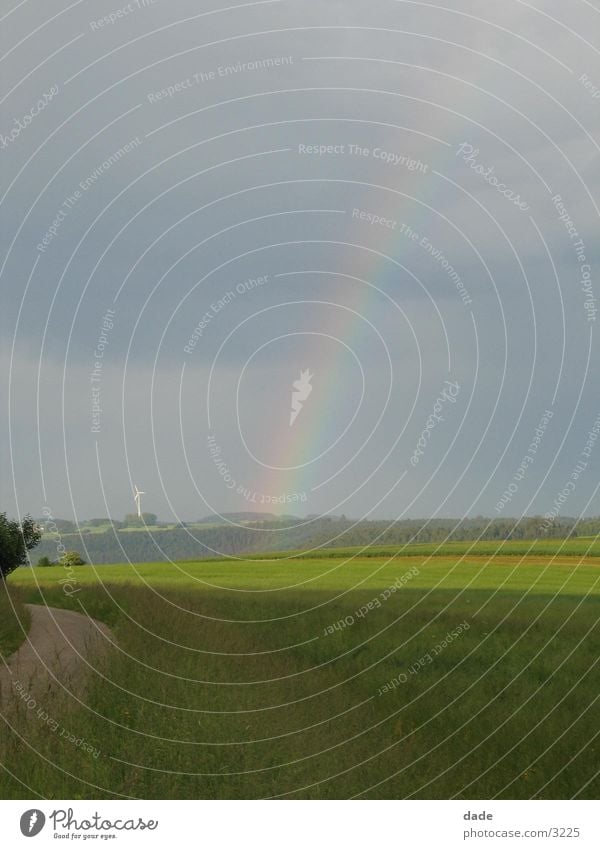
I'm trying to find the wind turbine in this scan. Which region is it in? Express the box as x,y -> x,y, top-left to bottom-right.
133,485 -> 145,519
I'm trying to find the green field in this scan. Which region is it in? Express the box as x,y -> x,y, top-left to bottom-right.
35,533 -> 600,557
254,536 -> 600,560
13,549 -> 600,596
0,581 -> 30,658
2,544 -> 599,799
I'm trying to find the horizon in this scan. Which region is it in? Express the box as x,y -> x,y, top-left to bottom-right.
33,510 -> 600,526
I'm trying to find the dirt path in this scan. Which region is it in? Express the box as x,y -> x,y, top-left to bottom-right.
0,604 -> 113,704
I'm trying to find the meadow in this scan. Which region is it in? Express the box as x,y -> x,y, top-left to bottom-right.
1,541 -> 599,799
0,580 -> 30,657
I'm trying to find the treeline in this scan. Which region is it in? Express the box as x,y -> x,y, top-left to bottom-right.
34,523 -> 269,565
304,515 -> 600,547
30,514 -> 600,565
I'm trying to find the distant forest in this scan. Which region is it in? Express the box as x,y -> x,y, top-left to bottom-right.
31,514 -> 600,565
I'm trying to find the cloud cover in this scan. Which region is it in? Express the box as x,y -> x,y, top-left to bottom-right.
2,0 -> 600,526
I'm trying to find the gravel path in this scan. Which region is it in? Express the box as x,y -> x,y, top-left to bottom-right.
0,604 -> 113,703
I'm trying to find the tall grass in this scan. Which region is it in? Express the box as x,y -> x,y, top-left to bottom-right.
1,577 -> 598,799
0,580 -> 30,658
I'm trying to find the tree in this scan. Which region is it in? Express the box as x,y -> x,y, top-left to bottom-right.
0,513 -> 42,578
124,512 -> 157,527
41,518 -> 76,533
36,556 -> 55,568
60,550 -> 86,567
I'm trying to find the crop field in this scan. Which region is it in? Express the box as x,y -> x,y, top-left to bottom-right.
2,543 -> 599,800
12,549 -> 600,595
241,537 -> 600,560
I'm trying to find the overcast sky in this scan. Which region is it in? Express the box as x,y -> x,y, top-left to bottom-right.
2,0 -> 600,525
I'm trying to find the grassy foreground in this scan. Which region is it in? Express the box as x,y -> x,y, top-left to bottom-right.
2,549 -> 599,799
0,580 -> 30,659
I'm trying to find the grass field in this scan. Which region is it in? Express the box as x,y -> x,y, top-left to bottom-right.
235,536 -> 600,560
34,533 -> 600,556
12,552 -> 600,596
2,543 -> 599,799
0,581 -> 30,658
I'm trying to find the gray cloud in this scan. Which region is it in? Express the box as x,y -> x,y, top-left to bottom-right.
2,0 -> 600,524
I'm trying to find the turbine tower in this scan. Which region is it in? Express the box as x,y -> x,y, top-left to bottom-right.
133,485 -> 145,519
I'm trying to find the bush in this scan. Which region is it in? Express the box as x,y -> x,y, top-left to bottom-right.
36,556 -> 55,568
60,550 -> 86,567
